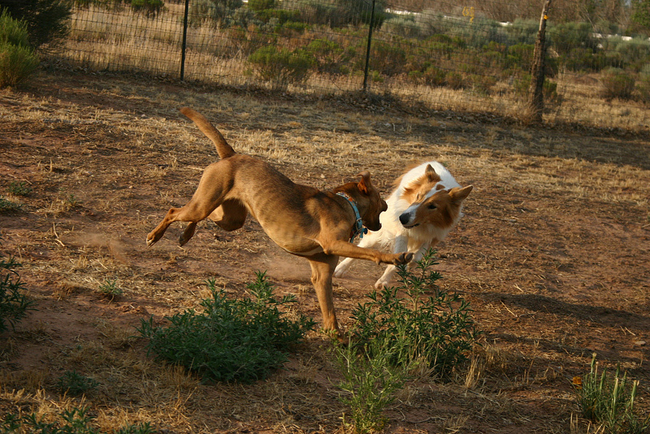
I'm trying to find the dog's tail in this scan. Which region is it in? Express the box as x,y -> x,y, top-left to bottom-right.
180,107 -> 236,159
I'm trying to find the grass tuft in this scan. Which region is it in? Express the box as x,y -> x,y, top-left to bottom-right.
574,354 -> 650,434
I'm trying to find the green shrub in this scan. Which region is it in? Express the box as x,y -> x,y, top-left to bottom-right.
0,197 -> 23,213
0,0 -> 71,48
0,253 -> 33,333
0,9 -> 39,88
248,0 -> 275,12
8,181 -> 32,197
1,407 -> 153,434
98,278 -> 123,300
334,250 -> 479,433
549,22 -> 599,56
409,65 -> 446,86
364,40 -> 407,76
334,336 -> 408,434
637,64 -> 650,103
504,19 -> 538,46
514,73 -> 559,103
138,272 -> 315,383
130,0 -> 165,17
248,45 -> 314,89
574,354 -> 650,434
188,0 -> 244,26
305,38 -> 350,74
349,249 -> 479,377
0,43 -> 39,88
55,371 -> 100,396
601,67 -> 636,100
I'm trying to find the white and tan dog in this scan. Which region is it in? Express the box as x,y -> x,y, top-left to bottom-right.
334,161 -> 472,289
147,108 -> 412,335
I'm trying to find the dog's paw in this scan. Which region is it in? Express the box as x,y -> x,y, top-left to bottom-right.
394,252 -> 413,265
374,279 -> 387,290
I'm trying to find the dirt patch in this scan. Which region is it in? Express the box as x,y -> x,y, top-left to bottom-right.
1,70 -> 649,433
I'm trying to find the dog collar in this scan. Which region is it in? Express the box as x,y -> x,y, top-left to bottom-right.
336,192 -> 368,242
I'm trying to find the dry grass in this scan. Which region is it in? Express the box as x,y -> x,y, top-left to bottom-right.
54,5 -> 650,134
0,69 -> 649,433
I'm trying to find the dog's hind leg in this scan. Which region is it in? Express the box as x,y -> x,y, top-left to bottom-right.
147,163 -> 231,247
209,199 -> 248,232
308,253 -> 341,334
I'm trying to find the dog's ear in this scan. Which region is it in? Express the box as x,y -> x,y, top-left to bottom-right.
423,164 -> 441,183
356,171 -> 373,195
449,185 -> 473,203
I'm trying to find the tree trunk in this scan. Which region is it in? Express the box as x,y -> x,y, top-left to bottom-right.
527,0 -> 553,124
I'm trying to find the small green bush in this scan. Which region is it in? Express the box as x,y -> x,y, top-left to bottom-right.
188,0 -> 244,26
514,73 -> 559,103
98,278 -> 123,300
248,0 -> 275,11
637,64 -> 650,103
8,181 -> 32,197
0,0 -> 71,48
130,0 -> 165,17
0,9 -> 39,88
248,45 -> 314,89
0,197 -> 23,213
138,272 -> 315,383
1,407 -> 152,434
349,249 -> 479,377
55,371 -> 100,396
305,38 -> 350,74
601,67 -> 636,100
574,354 -> 650,434
335,250 -> 480,433
0,253 -> 33,333
334,336 -> 408,434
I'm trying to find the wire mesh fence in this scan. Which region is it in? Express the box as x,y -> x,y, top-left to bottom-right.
48,0 -> 650,129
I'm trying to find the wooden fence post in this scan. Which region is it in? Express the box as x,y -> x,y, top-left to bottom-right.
527,0 -> 552,124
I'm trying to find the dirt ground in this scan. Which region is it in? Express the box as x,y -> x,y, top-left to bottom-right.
1,70 -> 649,433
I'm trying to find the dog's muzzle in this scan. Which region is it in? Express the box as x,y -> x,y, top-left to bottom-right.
399,212 -> 418,228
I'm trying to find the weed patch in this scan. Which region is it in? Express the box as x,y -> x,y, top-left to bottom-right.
573,354 -> 650,433
334,250 -> 480,433
349,249 -> 480,376
0,407 -> 152,434
0,253 -> 33,333
138,272 -> 315,383
55,370 -> 100,396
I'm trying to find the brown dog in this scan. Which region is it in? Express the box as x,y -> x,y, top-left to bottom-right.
147,108 -> 412,334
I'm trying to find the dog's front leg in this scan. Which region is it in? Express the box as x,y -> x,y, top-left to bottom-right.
374,235 -> 410,289
307,254 -> 341,334
321,239 -> 413,266
333,233 -> 376,278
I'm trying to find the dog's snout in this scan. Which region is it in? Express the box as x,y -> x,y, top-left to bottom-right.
399,213 -> 409,225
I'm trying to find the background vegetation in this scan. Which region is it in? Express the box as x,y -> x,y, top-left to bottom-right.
5,0 -> 640,127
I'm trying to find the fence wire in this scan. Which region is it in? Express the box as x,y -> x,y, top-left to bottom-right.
49,0 -> 650,129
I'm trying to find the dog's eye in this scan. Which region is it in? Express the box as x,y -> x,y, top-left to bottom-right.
427,203 -> 437,210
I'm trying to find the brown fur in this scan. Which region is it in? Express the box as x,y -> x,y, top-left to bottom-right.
146,107 -> 413,335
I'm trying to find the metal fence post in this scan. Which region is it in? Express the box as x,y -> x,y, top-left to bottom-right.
180,0 -> 190,81
362,0 -> 376,92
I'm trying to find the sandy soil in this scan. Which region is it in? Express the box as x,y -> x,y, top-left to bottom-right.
0,70 -> 649,433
